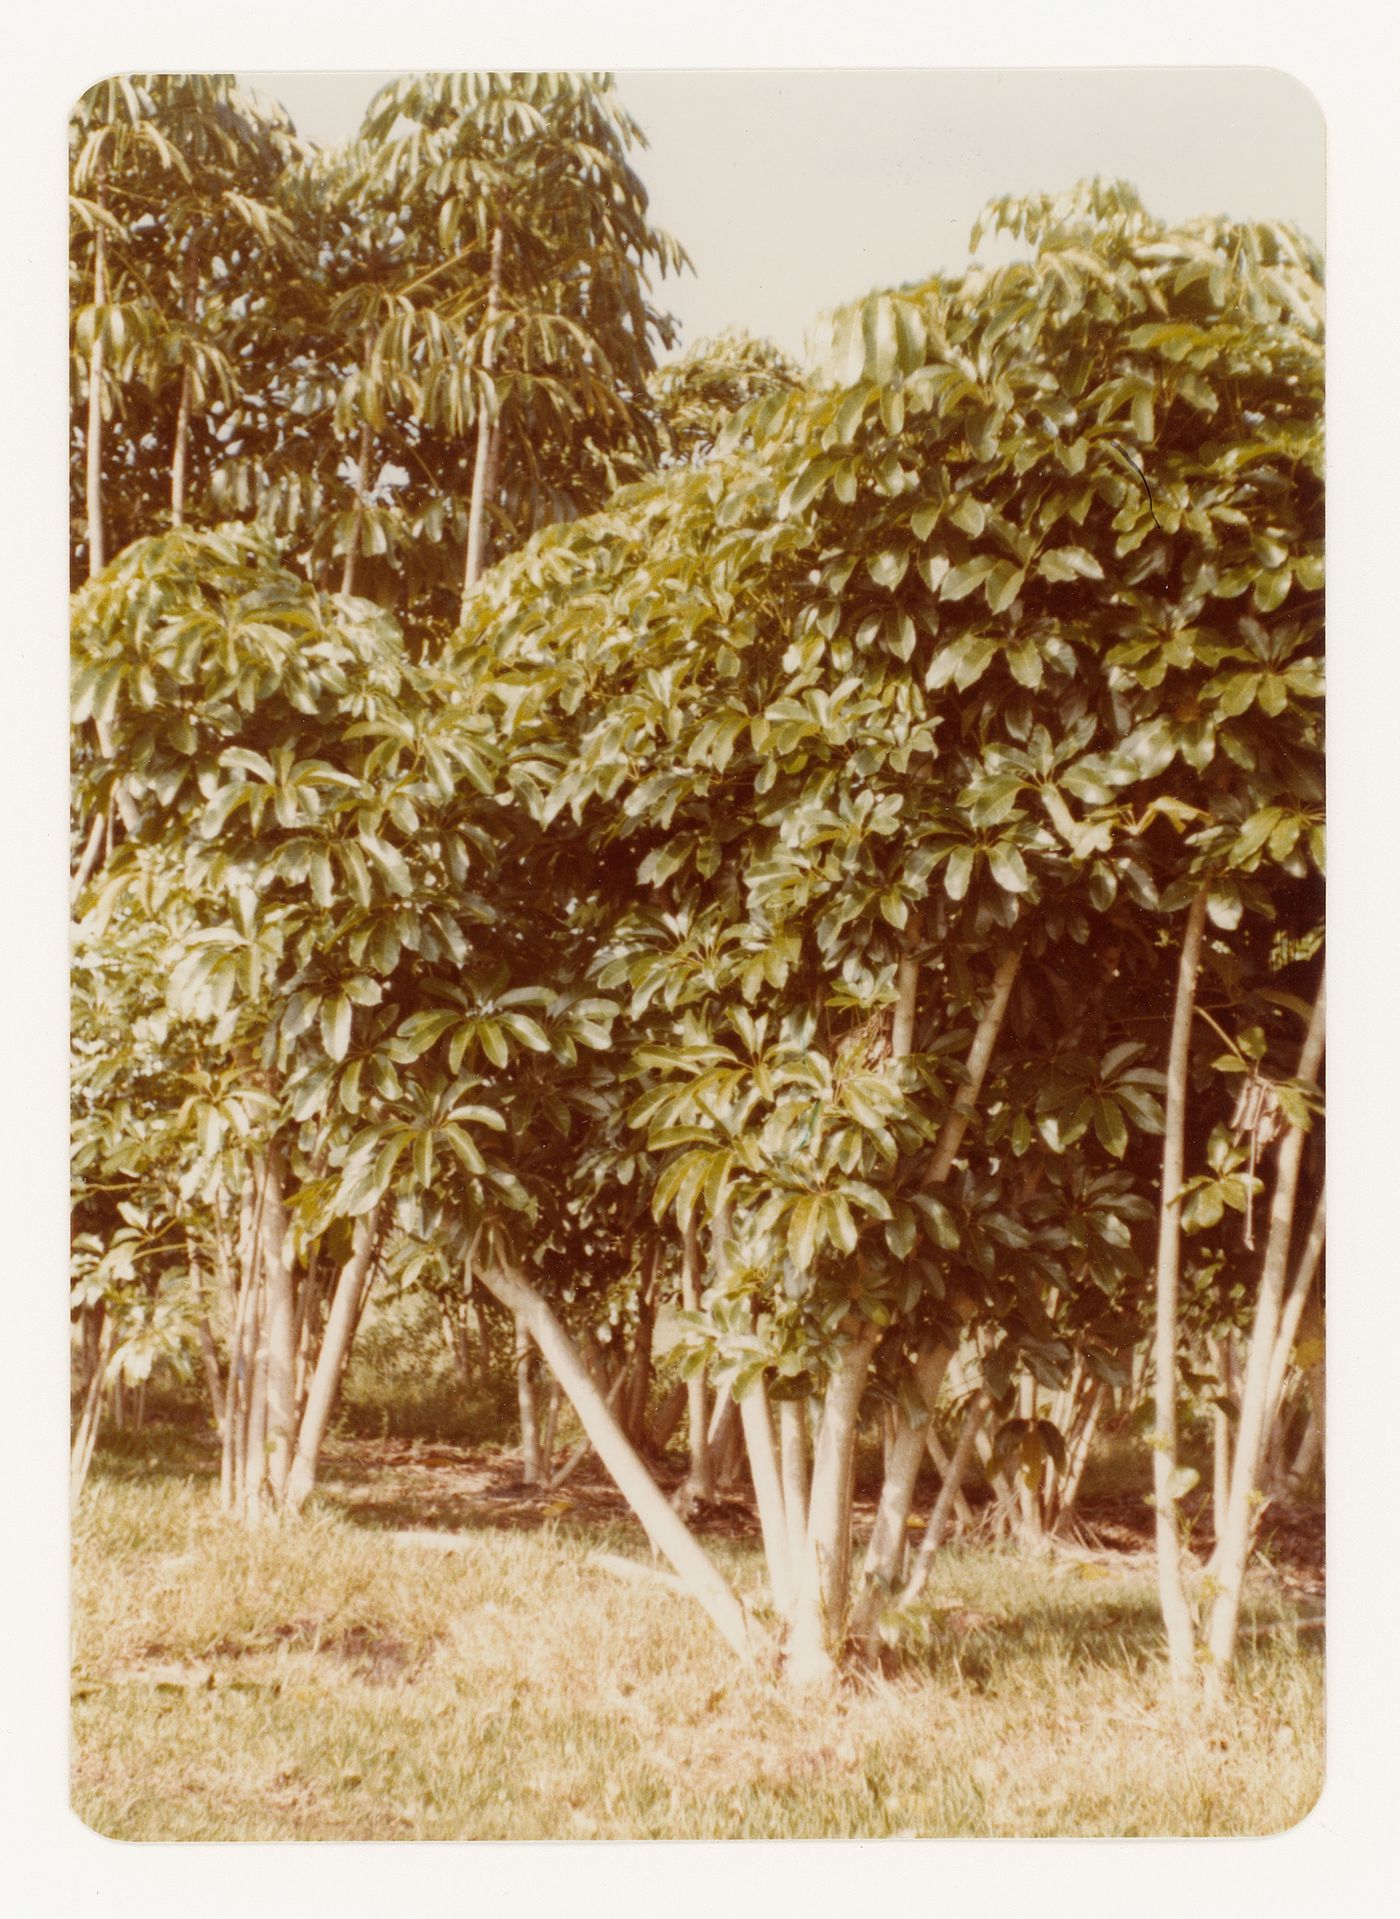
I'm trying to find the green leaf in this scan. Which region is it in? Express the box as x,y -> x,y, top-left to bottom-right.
321,995 -> 352,1063
788,1195 -> 822,1273
984,561 -> 1026,615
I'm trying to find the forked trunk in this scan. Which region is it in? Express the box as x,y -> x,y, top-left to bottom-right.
1151,889 -> 1210,1695
478,1252 -> 755,1667
1205,973 -> 1326,1695
851,1345 -> 952,1653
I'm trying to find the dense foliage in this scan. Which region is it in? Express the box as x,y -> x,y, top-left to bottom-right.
72,82 -> 1323,1694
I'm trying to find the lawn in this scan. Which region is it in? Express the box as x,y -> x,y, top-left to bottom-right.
71,1425 -> 1324,1841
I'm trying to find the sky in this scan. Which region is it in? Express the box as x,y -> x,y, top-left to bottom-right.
242,67 -> 1325,363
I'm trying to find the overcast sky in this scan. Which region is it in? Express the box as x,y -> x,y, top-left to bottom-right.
243,67 -> 1324,362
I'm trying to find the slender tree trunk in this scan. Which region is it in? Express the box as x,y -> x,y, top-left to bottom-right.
649,1380 -> 687,1452
921,1423 -> 975,1539
462,223 -> 505,614
1206,974 -> 1326,1695
258,1145 -> 297,1504
70,1322 -> 114,1511
1152,889 -> 1210,1696
1289,1371 -> 1323,1488
1262,1185 -> 1326,1442
902,1393 -> 988,1604
478,1252 -> 756,1666
341,416 -> 371,598
739,1374 -> 797,1617
284,1208 -> 381,1513
1208,1333 -> 1233,1545
624,1249 -> 660,1445
1054,1378 -> 1106,1529
785,1323 -> 882,1687
680,1218 -> 713,1500
851,1346 -> 952,1652
515,1313 -> 543,1485
85,168 -> 109,578
779,1398 -> 810,1584
927,950 -> 1021,1182
170,225 -> 200,527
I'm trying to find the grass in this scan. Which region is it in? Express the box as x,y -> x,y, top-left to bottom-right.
71,1422 -> 1324,1841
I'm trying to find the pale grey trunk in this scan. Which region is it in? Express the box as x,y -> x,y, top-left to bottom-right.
1152,890 -> 1210,1695
785,1324 -> 881,1686
478,1253 -> 755,1666
739,1374 -> 797,1617
259,1146 -> 297,1504
903,1392 -> 989,1604
284,1209 -> 380,1513
779,1398 -> 810,1581
927,950 -> 1021,1182
1206,974 -> 1326,1691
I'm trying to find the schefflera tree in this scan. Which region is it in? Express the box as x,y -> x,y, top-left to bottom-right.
70,523 -> 615,1521
229,70 -> 685,629
459,180 -> 1322,1685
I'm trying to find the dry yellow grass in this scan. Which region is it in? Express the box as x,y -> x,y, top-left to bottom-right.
71,1430 -> 1323,1840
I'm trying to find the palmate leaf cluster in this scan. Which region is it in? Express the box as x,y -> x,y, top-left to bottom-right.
74,159 -> 1323,1420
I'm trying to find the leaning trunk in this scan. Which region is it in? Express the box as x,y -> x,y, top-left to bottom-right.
1151,889 -> 1210,1696
478,1251 -> 755,1667
680,1219 -> 714,1500
284,1209 -> 381,1513
515,1313 -> 543,1485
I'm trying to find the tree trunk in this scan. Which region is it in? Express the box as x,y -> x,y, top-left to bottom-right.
1262,1185 -> 1326,1443
680,1218 -> 713,1500
738,1374 -> 797,1618
70,1322 -> 113,1512
624,1249 -> 659,1445
1151,889 -> 1210,1696
515,1313 -> 543,1485
927,950 -> 1021,1182
461,223 -> 505,614
851,1346 -> 952,1653
785,1323 -> 882,1687
920,1423 -> 975,1540
477,1252 -> 756,1667
85,167 -> 108,578
1208,1332 -> 1233,1546
170,225 -> 200,527
1054,1378 -> 1106,1528
1206,973 -> 1326,1695
902,1393 -> 988,1604
284,1209 -> 381,1513
779,1398 -> 810,1585
71,813 -> 106,903
258,1145 -> 297,1504
340,416 -> 371,598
